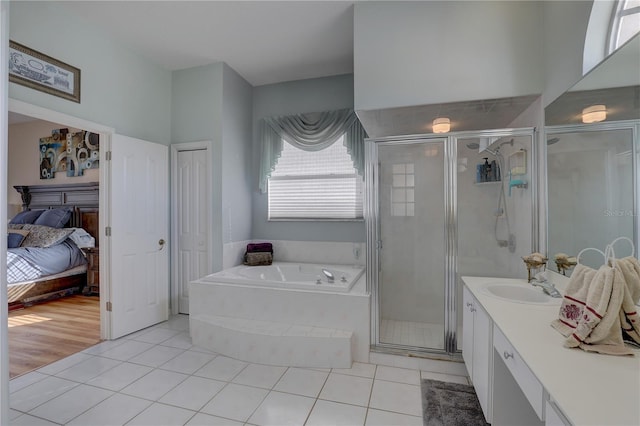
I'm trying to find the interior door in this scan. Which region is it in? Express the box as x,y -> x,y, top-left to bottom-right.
177,149 -> 208,313
110,134 -> 169,338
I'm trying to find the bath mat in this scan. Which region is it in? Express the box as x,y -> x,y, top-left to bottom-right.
421,379 -> 489,426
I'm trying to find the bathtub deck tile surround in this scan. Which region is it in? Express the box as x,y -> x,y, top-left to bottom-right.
10,316 -> 468,426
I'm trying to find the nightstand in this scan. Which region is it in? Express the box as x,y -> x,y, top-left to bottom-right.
82,247 -> 99,296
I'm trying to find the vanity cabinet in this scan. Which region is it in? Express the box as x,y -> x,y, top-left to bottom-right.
462,285 -> 493,422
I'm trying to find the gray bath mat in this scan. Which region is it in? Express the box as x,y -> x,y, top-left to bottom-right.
421,379 -> 489,426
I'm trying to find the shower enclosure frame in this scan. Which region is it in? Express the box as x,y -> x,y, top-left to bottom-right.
365,127 -> 538,358
545,120 -> 640,260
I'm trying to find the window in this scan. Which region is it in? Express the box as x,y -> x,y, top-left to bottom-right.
391,163 -> 415,217
268,136 -> 363,220
608,0 -> 640,53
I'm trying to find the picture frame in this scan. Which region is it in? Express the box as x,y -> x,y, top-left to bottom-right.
9,40 -> 81,103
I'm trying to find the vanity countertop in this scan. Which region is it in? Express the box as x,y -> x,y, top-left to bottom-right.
463,276 -> 640,426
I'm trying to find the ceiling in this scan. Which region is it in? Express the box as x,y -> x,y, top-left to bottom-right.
59,1 -> 356,87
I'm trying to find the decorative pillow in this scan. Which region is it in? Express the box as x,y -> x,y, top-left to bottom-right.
20,224 -> 74,248
9,209 -> 44,225
33,208 -> 73,228
8,229 -> 29,248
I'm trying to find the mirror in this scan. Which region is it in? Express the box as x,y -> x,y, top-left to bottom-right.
545,34 -> 640,274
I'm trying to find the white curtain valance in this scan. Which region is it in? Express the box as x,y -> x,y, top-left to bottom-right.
258,109 -> 367,192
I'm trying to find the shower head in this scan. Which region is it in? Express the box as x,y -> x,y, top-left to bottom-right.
547,137 -> 560,145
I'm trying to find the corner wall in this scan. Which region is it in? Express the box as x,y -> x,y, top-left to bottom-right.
251,74 -> 366,243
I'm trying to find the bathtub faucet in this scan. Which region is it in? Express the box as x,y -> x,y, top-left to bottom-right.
322,269 -> 335,283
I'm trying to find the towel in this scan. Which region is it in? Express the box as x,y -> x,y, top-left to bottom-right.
615,256 -> 640,344
246,242 -> 273,254
552,263 -> 634,355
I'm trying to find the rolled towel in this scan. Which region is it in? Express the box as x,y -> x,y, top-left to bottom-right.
246,242 -> 273,254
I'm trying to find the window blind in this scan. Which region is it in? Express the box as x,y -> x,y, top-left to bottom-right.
269,137 -> 363,219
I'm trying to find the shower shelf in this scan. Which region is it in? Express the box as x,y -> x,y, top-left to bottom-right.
474,180 -> 502,185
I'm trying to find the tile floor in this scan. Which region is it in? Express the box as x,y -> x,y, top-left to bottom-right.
9,315 -> 470,426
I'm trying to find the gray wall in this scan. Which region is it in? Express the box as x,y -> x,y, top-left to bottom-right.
222,64 -> 253,243
252,74 -> 366,242
353,1 -> 544,111
9,2 -> 172,144
542,0 -> 593,106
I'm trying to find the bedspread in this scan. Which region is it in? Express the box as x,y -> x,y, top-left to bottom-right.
7,240 -> 87,284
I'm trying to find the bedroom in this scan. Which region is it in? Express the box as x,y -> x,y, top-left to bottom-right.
6,113 -> 101,377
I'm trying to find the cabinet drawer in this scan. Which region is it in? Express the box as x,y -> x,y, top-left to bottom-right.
493,325 -> 544,419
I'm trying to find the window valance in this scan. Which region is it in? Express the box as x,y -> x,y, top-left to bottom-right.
258,109 -> 367,193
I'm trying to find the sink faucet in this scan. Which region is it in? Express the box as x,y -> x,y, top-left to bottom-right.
322,269 -> 335,283
531,272 -> 561,298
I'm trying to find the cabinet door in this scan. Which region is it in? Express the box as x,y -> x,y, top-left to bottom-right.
462,286 -> 475,377
473,301 -> 492,422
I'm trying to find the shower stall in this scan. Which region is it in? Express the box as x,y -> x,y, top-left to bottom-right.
365,129 -> 536,356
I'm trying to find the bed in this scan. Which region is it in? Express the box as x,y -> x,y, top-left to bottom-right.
8,182 -> 99,309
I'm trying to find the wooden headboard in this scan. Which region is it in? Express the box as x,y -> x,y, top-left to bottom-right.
14,182 -> 100,246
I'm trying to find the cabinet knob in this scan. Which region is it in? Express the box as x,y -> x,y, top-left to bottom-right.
503,351 -> 514,360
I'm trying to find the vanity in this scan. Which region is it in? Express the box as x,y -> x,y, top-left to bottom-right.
462,276 -> 640,426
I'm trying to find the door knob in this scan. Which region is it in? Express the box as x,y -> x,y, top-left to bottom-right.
158,239 -> 166,250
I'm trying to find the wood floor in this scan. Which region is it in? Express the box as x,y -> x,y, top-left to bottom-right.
8,295 -> 101,378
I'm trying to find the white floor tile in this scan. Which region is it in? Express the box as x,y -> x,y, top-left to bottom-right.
231,363 -> 286,389
421,370 -> 469,385
131,327 -> 182,344
369,380 -> 422,417
332,362 -> 377,378
200,383 -> 268,422
55,356 -> 121,382
127,402 -> 196,426
86,362 -> 154,391
82,338 -> 128,355
29,384 -> 113,424
159,376 -> 226,411
10,414 -> 60,425
273,368 -> 328,398
160,314 -> 191,331
10,371 -> 48,393
128,344 -> 185,367
185,412 -> 244,425
97,340 -> 155,361
375,365 -> 421,385
121,369 -> 188,401
248,391 -> 315,426
194,356 -> 247,382
67,393 -> 152,425
319,373 -> 373,407
365,408 -> 423,426
306,399 -> 367,426
160,332 -> 194,350
10,376 -> 78,412
36,352 -> 93,375
159,349 -> 216,374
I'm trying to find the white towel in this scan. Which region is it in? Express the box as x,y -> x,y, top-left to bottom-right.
615,256 -> 640,344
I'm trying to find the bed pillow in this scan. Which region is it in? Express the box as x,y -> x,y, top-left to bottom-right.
20,224 -> 74,248
9,209 -> 44,225
8,229 -> 30,248
33,208 -> 73,228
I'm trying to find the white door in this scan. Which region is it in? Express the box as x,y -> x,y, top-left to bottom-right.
110,134 -> 169,338
176,149 -> 208,313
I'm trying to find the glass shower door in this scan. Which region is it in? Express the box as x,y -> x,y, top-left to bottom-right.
377,141 -> 446,350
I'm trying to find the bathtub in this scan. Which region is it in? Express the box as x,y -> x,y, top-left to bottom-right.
202,261 -> 364,293
190,261 -> 370,367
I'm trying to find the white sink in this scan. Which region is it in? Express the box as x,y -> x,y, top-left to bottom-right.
482,283 -> 561,305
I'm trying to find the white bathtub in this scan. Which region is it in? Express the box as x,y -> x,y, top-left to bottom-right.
202,261 -> 364,293
190,261 -> 370,367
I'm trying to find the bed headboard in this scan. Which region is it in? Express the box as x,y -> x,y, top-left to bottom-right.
14,182 -> 100,246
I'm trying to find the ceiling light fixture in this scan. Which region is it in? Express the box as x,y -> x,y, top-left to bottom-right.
433,117 -> 451,133
582,104 -> 606,123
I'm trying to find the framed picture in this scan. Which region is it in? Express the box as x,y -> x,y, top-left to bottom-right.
9,40 -> 80,103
